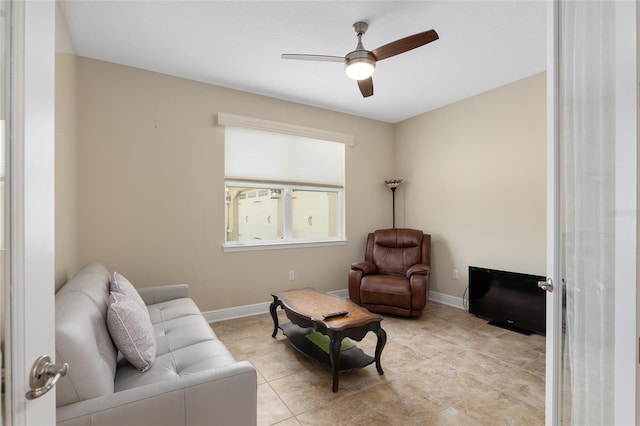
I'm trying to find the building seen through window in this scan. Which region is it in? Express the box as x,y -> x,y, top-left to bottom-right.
226,185 -> 339,243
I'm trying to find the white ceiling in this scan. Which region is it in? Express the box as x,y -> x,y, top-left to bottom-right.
59,1 -> 546,124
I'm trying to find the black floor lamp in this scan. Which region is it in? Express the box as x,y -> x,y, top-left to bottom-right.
384,179 -> 403,228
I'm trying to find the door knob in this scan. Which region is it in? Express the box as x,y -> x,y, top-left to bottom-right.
25,355 -> 68,400
538,278 -> 553,293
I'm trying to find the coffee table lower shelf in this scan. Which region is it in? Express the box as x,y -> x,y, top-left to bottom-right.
280,322 -> 375,371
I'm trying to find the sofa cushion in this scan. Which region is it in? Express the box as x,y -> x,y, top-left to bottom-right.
154,313 -> 217,356
144,297 -> 217,355
146,297 -> 202,325
107,291 -> 157,372
114,339 -> 237,392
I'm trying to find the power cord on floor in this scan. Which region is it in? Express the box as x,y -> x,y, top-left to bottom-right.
463,285 -> 469,312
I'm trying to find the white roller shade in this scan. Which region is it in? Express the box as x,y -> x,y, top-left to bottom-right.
224,126 -> 345,187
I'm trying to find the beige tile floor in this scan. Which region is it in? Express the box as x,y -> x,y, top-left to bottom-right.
211,301 -> 545,426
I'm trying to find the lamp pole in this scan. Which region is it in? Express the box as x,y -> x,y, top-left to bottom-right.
384,179 -> 403,228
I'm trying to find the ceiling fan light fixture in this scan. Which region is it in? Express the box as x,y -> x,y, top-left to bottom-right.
345,51 -> 376,80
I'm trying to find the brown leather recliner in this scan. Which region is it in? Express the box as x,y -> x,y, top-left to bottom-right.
349,228 -> 431,318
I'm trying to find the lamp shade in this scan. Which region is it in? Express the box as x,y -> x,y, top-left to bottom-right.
385,179 -> 403,189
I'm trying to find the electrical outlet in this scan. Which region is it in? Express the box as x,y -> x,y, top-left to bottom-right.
452,269 -> 459,280
288,270 -> 295,281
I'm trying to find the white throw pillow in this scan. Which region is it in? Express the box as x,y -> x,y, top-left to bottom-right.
107,291 -> 156,372
111,272 -> 148,313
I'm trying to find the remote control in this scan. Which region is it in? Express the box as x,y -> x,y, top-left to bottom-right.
323,310 -> 348,319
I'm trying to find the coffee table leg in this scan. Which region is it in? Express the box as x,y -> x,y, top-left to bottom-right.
270,299 -> 279,338
374,327 -> 387,375
329,334 -> 342,392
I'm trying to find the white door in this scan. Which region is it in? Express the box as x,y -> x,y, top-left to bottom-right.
545,1 -> 637,424
3,1 -> 57,424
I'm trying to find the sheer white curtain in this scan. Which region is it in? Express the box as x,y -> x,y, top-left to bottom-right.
559,1 -> 615,424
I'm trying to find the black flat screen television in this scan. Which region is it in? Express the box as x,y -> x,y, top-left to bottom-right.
468,266 -> 546,335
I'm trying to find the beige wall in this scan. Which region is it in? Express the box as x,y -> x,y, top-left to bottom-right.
74,57 -> 395,311
55,1 -> 79,289
55,53 -> 79,289
55,54 -> 546,310
394,72 -> 547,299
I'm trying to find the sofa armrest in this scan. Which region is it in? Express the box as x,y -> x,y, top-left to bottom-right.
351,261 -> 377,276
406,264 -> 430,278
57,361 -> 257,426
137,284 -> 190,306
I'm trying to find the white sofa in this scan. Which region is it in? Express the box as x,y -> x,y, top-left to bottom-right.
55,263 -> 257,426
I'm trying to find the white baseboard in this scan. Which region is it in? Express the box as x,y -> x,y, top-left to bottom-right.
428,290 -> 465,310
204,288 -> 349,323
328,288 -> 349,299
204,301 -> 272,323
204,288 -> 463,323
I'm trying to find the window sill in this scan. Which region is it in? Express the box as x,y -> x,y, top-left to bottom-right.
223,239 -> 347,253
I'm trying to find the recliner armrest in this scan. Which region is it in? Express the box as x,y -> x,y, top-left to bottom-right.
137,284 -> 189,305
351,261 -> 377,275
406,264 -> 430,278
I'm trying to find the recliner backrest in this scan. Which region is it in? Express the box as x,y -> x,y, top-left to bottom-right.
366,228 -> 429,276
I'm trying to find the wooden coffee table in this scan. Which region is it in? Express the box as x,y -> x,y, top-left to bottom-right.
270,287 -> 386,392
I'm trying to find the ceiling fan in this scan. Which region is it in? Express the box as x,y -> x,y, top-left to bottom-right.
281,22 -> 439,98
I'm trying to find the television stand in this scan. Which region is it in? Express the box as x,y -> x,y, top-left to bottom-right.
487,320 -> 532,336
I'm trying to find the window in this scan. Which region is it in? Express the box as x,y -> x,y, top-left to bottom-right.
218,113 -> 352,251
226,183 -> 341,243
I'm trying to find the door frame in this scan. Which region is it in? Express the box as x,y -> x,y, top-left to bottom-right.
8,0 -> 56,424
613,1 -> 638,424
544,2 -> 562,424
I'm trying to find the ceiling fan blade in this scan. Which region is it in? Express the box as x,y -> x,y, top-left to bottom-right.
281,54 -> 344,63
357,77 -> 373,98
371,29 -> 439,61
